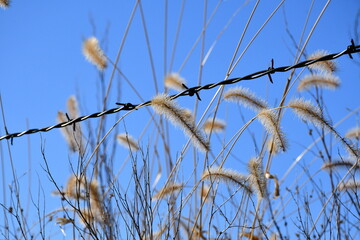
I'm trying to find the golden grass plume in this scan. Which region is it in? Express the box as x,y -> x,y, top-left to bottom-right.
297,73 -> 340,91
164,73 -> 186,91
339,180 -> 360,191
82,37 -> 107,70
151,93 -> 210,152
288,98 -> 328,128
289,98 -> 359,159
257,110 -> 287,152
307,50 -> 337,73
202,118 -> 226,134
322,160 -> 360,171
153,183 -> 184,199
201,167 -> 253,194
57,96 -> 84,154
0,0 -> 10,8
117,133 -> 140,151
224,86 -> 268,111
248,158 -> 266,199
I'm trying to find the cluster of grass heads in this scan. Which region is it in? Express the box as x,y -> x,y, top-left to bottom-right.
1,1 -> 360,240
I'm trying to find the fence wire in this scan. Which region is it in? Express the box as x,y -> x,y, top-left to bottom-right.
1,40 -> 359,141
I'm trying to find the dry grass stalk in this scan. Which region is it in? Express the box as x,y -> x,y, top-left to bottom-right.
203,118 -> 226,134
307,50 -> 337,73
297,73 -> 340,91
322,160 -> 360,171
153,183 -> 184,199
339,180 -> 360,191
201,167 -> 253,194
164,73 -> 186,91
0,0 -> 9,8
224,86 -> 268,111
345,126 -> 360,140
248,158 -> 266,199
117,133 -> 140,151
257,110 -> 287,152
82,37 -> 107,70
151,93 -> 210,152
240,232 -> 260,240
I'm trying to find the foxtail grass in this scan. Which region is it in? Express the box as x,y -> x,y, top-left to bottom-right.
152,183 -> 184,199
83,37 -> 107,70
288,98 -> 359,158
151,93 -> 210,152
0,0 -> 9,8
248,158 -> 266,199
224,86 -> 268,111
164,73 -> 186,91
117,133 -> 140,151
297,73 -> 340,91
202,118 -> 226,134
201,167 -> 253,194
307,50 -> 337,73
257,110 -> 287,152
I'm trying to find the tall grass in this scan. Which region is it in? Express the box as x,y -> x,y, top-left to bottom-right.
1,1 -> 360,240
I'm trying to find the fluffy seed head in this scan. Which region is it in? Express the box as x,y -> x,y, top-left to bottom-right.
153,183 -> 184,199
345,126 -> 360,140
248,158 -> 266,199
164,73 -> 186,91
339,181 -> 360,191
203,118 -> 226,134
201,167 -> 253,194
117,133 -> 140,151
307,50 -> 337,73
288,98 -> 328,128
57,111 -> 83,154
82,37 -> 107,70
224,86 -> 268,111
322,160 -> 360,171
297,73 -> 340,91
151,93 -> 210,152
257,110 -> 287,152
67,96 -> 81,119
0,0 -> 10,8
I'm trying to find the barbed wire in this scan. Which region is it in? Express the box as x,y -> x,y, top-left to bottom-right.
1,40 -> 359,142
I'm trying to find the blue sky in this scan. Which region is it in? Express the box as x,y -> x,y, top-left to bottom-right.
1,0 -> 360,239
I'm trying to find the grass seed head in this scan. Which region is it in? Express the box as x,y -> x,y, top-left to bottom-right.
117,133 -> 140,151
153,183 -> 184,199
201,167 -> 253,194
82,37 -> 107,70
164,73 -> 186,91
224,86 -> 268,111
0,0 -> 10,8
307,50 -> 337,73
297,73 -> 340,91
151,93 -> 210,152
203,118 -> 226,134
257,110 -> 287,152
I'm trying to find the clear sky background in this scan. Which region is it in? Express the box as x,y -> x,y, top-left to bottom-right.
1,0 -> 360,239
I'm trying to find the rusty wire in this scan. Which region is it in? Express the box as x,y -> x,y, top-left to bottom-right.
1,40 -> 359,141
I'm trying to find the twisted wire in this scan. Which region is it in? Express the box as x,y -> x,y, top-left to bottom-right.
1,41 -> 359,141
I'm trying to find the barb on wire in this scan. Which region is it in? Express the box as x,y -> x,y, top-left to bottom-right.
1,40 -> 359,141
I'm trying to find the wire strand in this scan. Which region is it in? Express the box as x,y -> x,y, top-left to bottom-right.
1,41 -> 359,141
